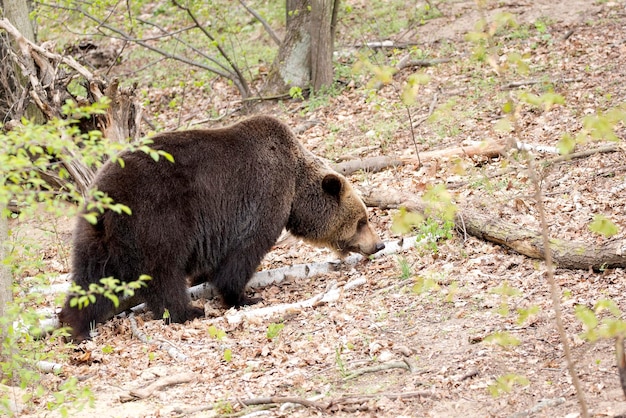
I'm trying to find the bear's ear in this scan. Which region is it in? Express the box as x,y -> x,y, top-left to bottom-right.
322,174 -> 343,197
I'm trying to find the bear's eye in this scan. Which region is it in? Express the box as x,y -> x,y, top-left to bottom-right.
357,218 -> 367,229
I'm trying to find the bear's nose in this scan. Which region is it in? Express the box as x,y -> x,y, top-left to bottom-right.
375,242 -> 385,252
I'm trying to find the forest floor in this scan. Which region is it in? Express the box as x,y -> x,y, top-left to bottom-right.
8,0 -> 626,417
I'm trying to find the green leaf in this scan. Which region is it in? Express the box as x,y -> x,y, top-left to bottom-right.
391,207 -> 424,234
484,331 -> 520,347
538,92 -> 565,110
412,276 -> 440,294
490,281 -> 521,297
575,305 -> 598,332
488,373 -> 529,397
589,214 -> 619,237
405,73 -> 430,105
494,118 -> 513,133
517,305 -> 540,325
266,323 -> 284,340
557,133 -> 576,155
223,349 -> 232,362
82,213 -> 98,225
595,299 -> 621,316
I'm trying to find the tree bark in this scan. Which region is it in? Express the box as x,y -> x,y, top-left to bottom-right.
364,190 -> 626,271
263,0 -> 339,96
0,0 -> 38,324
0,0 -> 44,123
263,0 -> 311,95
310,0 -> 334,92
0,206 -> 11,323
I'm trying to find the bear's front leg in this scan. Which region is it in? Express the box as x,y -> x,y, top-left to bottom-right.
211,247 -> 266,308
143,271 -> 204,323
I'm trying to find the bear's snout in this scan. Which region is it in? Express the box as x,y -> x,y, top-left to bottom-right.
361,240 -> 385,255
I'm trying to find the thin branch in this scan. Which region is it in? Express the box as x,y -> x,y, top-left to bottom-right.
132,19 -> 197,41
175,390 -> 432,414
398,57 -> 452,70
37,3 -> 247,95
526,153 -> 588,416
125,372 -> 197,400
135,17 -> 234,75
343,360 -> 411,380
128,314 -> 188,362
504,77 -> 582,89
238,0 -> 281,45
172,0 -> 251,97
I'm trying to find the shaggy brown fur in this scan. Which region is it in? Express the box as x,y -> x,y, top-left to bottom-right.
59,116 -> 384,341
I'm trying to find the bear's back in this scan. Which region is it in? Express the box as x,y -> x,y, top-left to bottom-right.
93,116 -> 302,208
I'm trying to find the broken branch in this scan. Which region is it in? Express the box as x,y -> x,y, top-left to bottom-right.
343,360 -> 411,380
364,189 -> 626,270
332,140 -> 506,176
126,372 -> 197,400
128,314 -> 188,362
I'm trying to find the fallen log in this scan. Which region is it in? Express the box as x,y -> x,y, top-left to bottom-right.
332,140 -> 506,176
364,189 -> 626,271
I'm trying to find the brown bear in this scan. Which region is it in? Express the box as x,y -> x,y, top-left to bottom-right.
59,116 -> 385,341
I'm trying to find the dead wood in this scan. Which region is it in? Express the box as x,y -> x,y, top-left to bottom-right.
125,372 -> 197,400
0,18 -> 141,195
333,140 -> 507,176
128,314 -> 188,362
222,277 -> 366,325
175,390 -> 433,415
343,360 -> 412,381
363,189 -> 626,270
447,143 -> 622,189
504,77 -> 582,89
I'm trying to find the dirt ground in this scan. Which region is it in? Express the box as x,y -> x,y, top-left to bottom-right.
9,0 -> 626,416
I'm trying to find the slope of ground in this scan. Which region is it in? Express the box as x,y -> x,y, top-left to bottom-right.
7,1 -> 626,417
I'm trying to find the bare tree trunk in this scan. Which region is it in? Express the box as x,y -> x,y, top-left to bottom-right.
263,0 -> 311,96
0,207 -> 9,322
0,0 -> 37,324
310,0 -> 334,92
0,0 -> 44,123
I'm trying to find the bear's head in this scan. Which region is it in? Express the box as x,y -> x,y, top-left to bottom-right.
288,171 -> 385,257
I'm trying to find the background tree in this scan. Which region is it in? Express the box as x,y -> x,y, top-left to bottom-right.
263,0 -> 340,96
0,0 -> 44,123
0,0 -> 40,323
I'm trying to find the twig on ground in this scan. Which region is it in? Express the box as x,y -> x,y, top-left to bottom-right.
504,78 -> 581,89
123,372 -> 197,401
508,397 -> 566,418
515,142 -> 559,154
343,360 -> 412,380
223,277 -> 366,324
332,140 -> 506,176
128,314 -> 188,362
36,360 -> 63,373
327,390 -> 434,411
175,390 -> 432,415
363,189 -> 626,270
